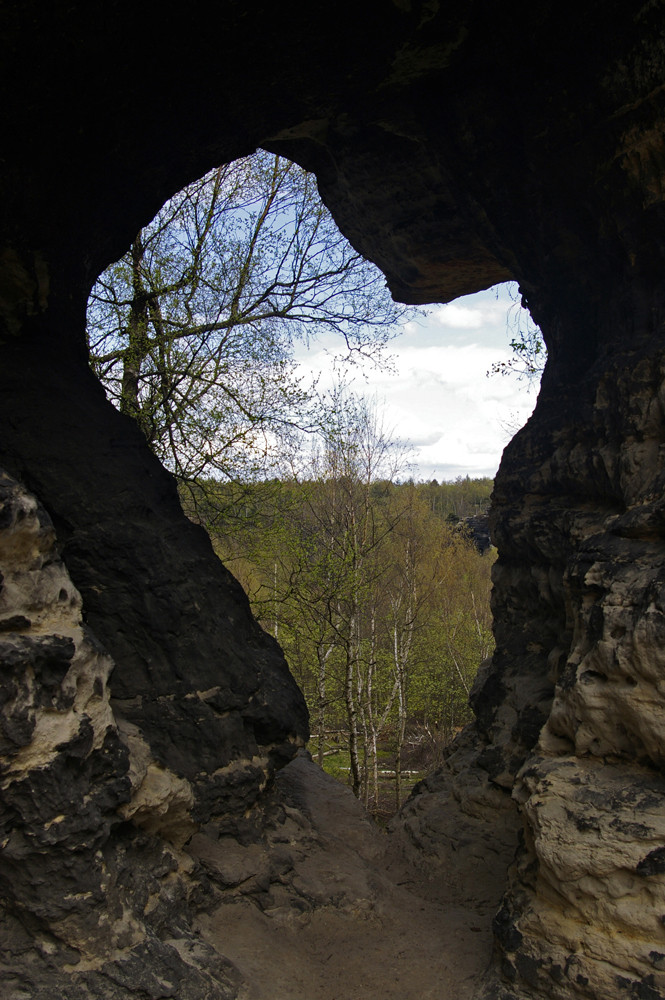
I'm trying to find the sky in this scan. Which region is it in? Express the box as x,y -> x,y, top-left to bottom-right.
293,282 -> 541,482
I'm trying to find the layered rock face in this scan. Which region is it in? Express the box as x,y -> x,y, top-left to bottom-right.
2,2 -> 665,998
0,470 -> 245,997
474,316 -> 665,998
0,474 -> 499,999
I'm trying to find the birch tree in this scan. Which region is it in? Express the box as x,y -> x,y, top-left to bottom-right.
87,152 -> 409,484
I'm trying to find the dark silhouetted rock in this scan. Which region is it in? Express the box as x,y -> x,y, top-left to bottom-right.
3,3 -> 665,997
461,513 -> 492,554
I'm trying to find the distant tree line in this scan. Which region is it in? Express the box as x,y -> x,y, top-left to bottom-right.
85,148 -> 496,815
411,475 -> 493,521
186,406 -> 494,814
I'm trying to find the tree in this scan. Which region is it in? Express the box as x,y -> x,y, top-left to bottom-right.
215,391 -> 412,801
207,462 -> 496,815
490,283 -> 546,381
408,526 -> 494,745
282,393 -> 411,799
87,151 -> 410,484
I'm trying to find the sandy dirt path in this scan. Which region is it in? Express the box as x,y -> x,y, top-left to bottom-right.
192,755 -> 508,1000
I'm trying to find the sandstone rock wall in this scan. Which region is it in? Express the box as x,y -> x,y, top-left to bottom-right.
468,329 -> 665,998
3,3 -> 665,999
0,328 -> 308,824
0,470 -> 245,998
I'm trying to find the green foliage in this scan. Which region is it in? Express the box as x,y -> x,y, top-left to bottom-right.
416,475 -> 493,520
490,284 -> 546,381
86,151 -> 411,484
202,460 -> 495,816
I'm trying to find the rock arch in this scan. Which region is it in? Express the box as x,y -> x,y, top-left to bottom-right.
2,3 -> 665,997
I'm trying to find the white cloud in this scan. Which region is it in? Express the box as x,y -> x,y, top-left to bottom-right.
434,303 -> 485,329
432,294 -> 512,333
407,430 -> 444,447
292,285 -> 540,480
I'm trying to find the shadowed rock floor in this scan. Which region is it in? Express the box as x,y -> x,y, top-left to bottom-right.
192,751 -> 519,1000
0,466 -> 518,1000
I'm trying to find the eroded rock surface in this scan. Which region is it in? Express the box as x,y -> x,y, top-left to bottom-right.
459,323 -> 665,999
0,470 -> 246,998
0,476 -> 507,998
3,3 -> 665,998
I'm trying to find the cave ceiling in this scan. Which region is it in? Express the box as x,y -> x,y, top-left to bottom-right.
3,5 -> 665,1000
2,1 -> 663,331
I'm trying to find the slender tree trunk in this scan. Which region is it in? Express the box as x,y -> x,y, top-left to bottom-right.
344,599 -> 363,798
395,659 -> 406,810
344,493 -> 363,799
391,546 -> 416,812
370,728 -> 379,811
121,234 -> 150,426
345,645 -> 362,797
366,606 -> 379,811
316,642 -> 333,767
273,561 -> 278,640
355,619 -> 370,805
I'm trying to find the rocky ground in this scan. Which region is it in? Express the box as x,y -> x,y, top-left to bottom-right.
6,461 -> 665,1000
0,466 -> 518,1000
190,749 -> 520,1000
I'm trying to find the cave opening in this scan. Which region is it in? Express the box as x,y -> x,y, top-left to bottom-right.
81,151 -> 545,821
3,4 -> 665,997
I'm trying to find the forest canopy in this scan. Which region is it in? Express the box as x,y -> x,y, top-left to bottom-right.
188,442 -> 494,815
85,152 -> 497,816
87,151 -> 411,484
